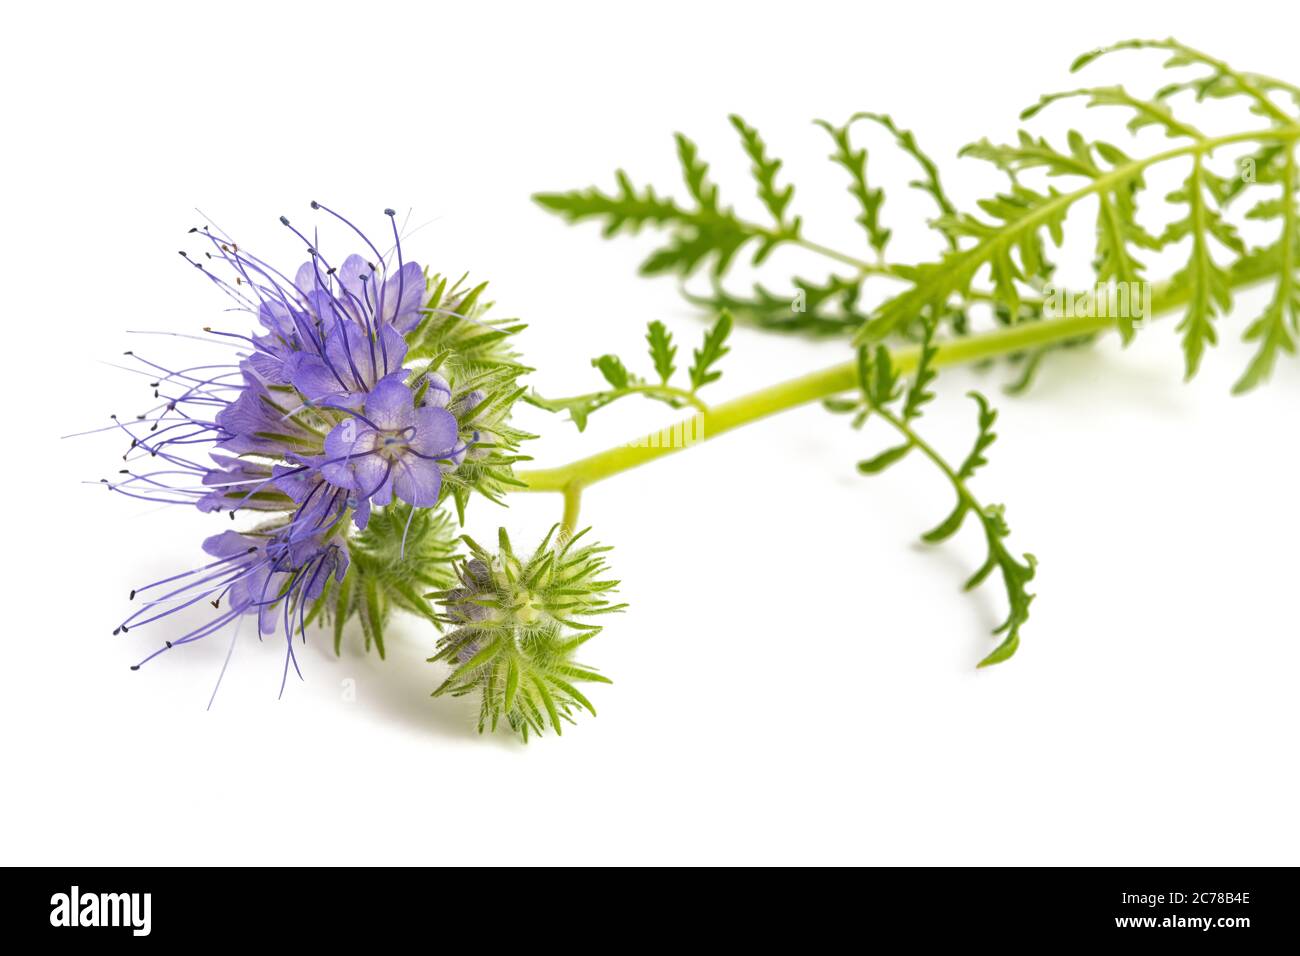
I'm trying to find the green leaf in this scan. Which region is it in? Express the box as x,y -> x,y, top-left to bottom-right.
814,117 -> 889,254
675,132 -> 719,209
855,344 -> 901,408
851,358 -> 1035,667
729,113 -> 798,232
956,392 -> 998,481
862,179 -> 1070,343
1069,38 -> 1300,126
902,319 -> 937,421
1233,143 -> 1298,393
534,165 -> 756,278
591,354 -> 631,390
978,633 -> 1020,668
960,130 -> 1098,179
849,112 -> 958,244
685,274 -> 866,337
1020,86 -> 1204,140
922,501 -> 969,543
1161,158 -> 1243,379
646,320 -> 677,383
857,443 -> 912,474
689,311 -> 733,391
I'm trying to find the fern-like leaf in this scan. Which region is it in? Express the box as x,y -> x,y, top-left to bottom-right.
646,320 -> 677,383
1234,143 -> 1299,392
689,311 -> 733,390
851,343 -> 1035,667
527,315 -> 729,431
815,117 -> 889,255
851,112 -> 959,243
729,114 -> 800,237
1160,158 -> 1245,378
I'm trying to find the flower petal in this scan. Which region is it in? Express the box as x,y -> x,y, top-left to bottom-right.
392,457 -> 443,507
410,406 -> 459,458
381,261 -> 426,332
363,377 -> 416,431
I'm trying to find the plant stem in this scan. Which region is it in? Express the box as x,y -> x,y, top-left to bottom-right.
515,253 -> 1278,496
514,313 -> 1090,493
561,484 -> 583,536
790,236 -> 898,276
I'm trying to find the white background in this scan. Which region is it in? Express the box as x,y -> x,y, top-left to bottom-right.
4,1 -> 1298,865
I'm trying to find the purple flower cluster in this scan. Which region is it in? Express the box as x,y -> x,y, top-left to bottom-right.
100,205 -> 469,690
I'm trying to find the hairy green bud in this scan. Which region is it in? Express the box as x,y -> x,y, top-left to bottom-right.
428,526 -> 626,741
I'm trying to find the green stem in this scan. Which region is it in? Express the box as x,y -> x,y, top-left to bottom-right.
790,235 -> 898,276
561,484 -> 583,536
514,315 -> 1081,493
874,405 -> 970,511
541,382 -> 709,413
515,254 -> 1278,495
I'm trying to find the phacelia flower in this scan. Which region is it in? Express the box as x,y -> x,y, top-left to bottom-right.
322,377 -> 459,509
117,511 -> 349,693
88,204 -> 530,694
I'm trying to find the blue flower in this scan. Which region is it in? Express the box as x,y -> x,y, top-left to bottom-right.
322,378 -> 460,509
101,206 -> 449,681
